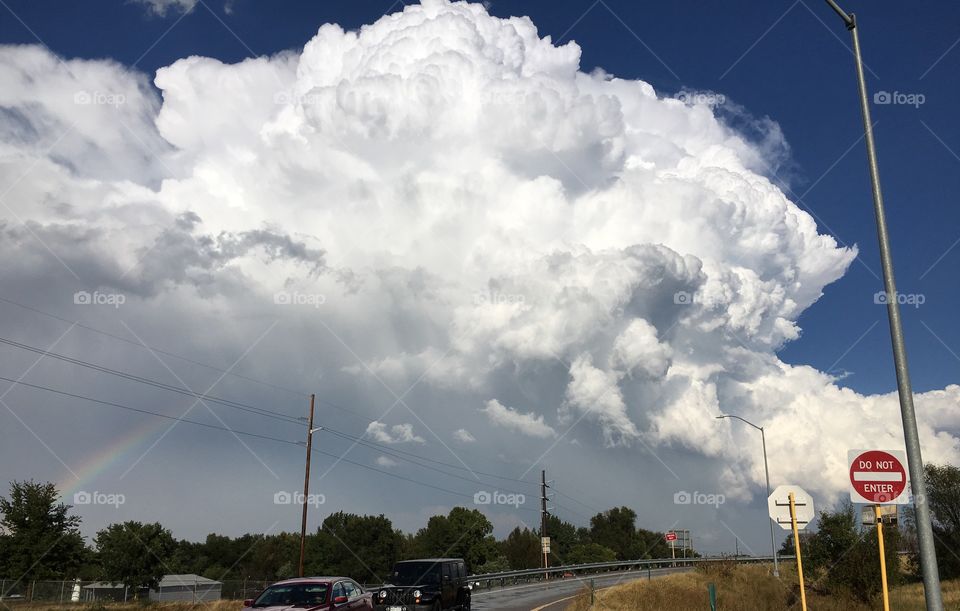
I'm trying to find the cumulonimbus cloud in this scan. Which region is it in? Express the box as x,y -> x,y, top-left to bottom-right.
0,0 -> 956,504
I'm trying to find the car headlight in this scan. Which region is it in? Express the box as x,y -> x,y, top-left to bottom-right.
378,590 -> 387,598
413,590 -> 421,598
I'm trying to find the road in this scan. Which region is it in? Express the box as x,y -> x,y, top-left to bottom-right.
470,567 -> 690,611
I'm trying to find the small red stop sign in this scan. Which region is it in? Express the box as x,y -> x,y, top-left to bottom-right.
849,450 -> 907,504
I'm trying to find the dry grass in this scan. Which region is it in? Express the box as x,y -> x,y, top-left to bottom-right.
1,601 -> 241,611
564,563 -> 960,611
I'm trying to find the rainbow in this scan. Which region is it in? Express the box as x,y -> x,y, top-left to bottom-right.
58,415 -> 170,500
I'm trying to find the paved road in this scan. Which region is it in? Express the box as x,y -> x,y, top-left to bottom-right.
470,567 -> 690,611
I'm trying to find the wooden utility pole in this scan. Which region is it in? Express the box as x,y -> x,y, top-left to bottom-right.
298,394 -> 316,577
541,470 -> 549,574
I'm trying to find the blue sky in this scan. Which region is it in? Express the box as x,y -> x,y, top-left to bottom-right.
2,0 -> 957,396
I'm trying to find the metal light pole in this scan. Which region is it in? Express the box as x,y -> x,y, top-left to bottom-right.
716,414 -> 779,577
823,2 -> 943,608
298,394 -> 317,578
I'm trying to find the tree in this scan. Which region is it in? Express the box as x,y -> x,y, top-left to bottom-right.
924,463 -> 960,578
803,502 -> 900,604
0,481 -> 86,595
95,521 -> 176,598
502,527 -> 540,570
565,543 -> 617,564
306,512 -> 402,583
410,507 -> 498,572
589,507 -> 643,560
542,515 -> 580,565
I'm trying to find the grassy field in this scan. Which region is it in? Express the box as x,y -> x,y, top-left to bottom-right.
565,562 -> 960,610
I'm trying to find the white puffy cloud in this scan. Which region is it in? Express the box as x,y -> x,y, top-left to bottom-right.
481,399 -> 556,439
376,456 -> 399,468
133,0 -> 198,16
0,0 -> 957,515
365,422 -> 425,444
453,428 -> 476,443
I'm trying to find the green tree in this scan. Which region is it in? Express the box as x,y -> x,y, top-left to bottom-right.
924,463 -> 960,578
306,512 -> 401,583
0,481 -> 86,594
502,527 -> 540,570
565,543 -> 617,564
95,521 -> 176,598
589,507 -> 642,560
804,502 -> 900,603
541,515 -> 580,565
410,507 -> 497,572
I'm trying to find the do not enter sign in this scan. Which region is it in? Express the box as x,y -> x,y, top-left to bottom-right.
848,449 -> 909,505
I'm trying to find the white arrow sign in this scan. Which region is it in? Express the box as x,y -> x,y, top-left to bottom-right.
768,485 -> 815,531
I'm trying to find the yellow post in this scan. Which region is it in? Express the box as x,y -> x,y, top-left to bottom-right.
876,504 -> 890,611
789,492 -> 808,611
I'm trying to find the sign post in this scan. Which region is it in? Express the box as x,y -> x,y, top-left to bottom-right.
769,485 -> 814,611
876,504 -> 890,611
849,449 -> 909,611
789,492 -> 808,611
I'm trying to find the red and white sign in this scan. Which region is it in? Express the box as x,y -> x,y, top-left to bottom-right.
665,532 -> 678,542
848,449 -> 909,505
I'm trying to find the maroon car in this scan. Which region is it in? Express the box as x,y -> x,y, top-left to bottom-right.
242,577 -> 373,610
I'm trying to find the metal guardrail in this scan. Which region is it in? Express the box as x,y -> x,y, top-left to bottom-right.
466,555 -> 791,590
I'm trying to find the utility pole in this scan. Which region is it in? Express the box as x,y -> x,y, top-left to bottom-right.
298,394 -> 316,578
823,3 -> 943,608
540,470 -> 550,574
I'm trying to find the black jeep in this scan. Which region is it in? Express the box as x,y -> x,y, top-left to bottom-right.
372,558 -> 470,611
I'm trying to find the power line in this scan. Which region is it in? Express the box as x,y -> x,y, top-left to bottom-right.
318,427 -> 536,496
0,333 -> 552,497
320,426 -> 539,487
0,296 -> 386,426
0,296 -> 307,397
0,303 -> 601,514
0,336 -> 304,426
0,374 -> 538,506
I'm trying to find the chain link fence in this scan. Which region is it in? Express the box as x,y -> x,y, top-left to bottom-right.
0,578 -> 277,603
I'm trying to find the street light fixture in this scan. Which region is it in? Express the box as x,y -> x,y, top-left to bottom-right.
822,2 -> 943,608
716,414 -> 779,577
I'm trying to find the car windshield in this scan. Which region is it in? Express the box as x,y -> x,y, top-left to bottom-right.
390,562 -> 441,586
252,583 -> 328,607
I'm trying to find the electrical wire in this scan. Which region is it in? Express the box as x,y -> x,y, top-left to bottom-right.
0,295 -> 307,397
0,374 -> 540,506
0,336 -> 304,426
0,301 -> 602,515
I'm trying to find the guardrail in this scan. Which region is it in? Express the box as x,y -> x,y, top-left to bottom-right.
466,555 -> 790,590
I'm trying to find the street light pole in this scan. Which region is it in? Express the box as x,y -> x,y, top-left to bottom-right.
716,414 -> 779,577
822,3 -> 943,608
